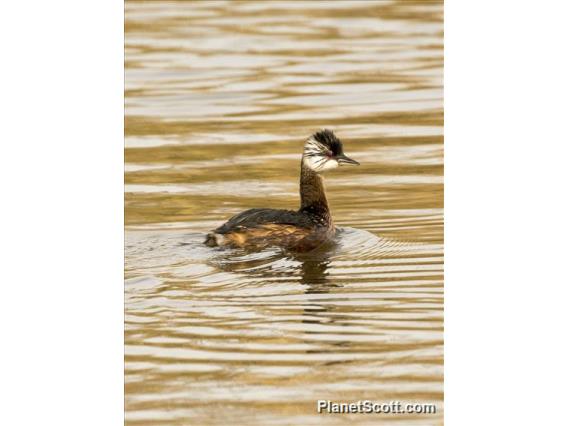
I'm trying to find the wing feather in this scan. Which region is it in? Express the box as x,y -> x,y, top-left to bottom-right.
214,208 -> 313,234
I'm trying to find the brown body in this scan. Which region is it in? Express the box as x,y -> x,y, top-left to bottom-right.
219,222 -> 335,252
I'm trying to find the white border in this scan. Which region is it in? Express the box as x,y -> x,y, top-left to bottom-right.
0,1 -> 124,424
446,0 -> 568,424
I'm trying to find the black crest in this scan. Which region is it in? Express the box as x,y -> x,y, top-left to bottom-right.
312,129 -> 343,155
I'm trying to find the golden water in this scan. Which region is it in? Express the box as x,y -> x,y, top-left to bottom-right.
125,1 -> 443,424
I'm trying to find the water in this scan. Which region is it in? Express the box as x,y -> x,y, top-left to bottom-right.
125,1 -> 443,424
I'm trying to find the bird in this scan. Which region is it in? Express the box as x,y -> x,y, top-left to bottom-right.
205,129 -> 359,252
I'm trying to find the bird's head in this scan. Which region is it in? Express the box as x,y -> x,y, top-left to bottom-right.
302,129 -> 359,173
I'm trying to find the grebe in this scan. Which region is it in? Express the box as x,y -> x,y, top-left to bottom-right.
205,129 -> 359,251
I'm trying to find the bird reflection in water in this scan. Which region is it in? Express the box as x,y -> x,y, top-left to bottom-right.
290,248 -> 353,360
209,239 -> 353,361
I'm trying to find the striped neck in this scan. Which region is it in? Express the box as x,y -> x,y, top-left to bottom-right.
299,162 -> 332,225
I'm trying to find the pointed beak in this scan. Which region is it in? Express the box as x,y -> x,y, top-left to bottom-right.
336,154 -> 360,166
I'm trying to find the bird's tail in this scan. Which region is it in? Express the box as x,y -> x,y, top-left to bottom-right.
204,232 -> 219,247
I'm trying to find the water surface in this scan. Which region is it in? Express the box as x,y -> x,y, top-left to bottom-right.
125,1 -> 443,424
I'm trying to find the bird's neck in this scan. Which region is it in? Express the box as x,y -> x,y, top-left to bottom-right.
299,161 -> 332,224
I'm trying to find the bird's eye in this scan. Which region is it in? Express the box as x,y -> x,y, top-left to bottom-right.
325,150 -> 333,158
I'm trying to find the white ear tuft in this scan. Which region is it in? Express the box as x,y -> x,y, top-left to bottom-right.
303,155 -> 338,172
